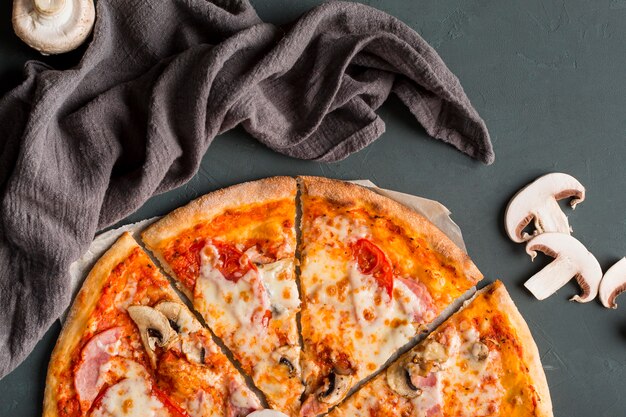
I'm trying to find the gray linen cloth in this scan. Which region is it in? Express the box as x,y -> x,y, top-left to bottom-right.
0,0 -> 493,378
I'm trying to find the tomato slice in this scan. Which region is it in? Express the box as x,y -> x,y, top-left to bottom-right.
352,239 -> 393,298
153,386 -> 191,417
212,241 -> 257,283
86,384 -> 109,415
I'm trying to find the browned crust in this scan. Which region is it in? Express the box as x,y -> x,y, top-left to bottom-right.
488,281 -> 554,417
297,176 -> 482,285
43,232 -> 140,417
142,176 -> 296,248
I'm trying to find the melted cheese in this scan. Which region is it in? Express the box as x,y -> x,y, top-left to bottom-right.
259,259 -> 300,315
329,323 -> 506,417
97,357 -> 150,390
92,378 -> 165,417
301,215 -> 436,383
193,242 -> 303,413
196,244 -> 270,331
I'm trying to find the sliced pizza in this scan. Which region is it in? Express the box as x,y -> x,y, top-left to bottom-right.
43,232 -> 261,417
141,177 -> 303,416
297,176 -> 483,416
327,280 -> 553,417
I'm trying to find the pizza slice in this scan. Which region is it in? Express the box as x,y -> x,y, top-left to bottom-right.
297,176 -> 483,416
327,281 -> 553,417
44,232 -> 262,417
141,177 -> 303,416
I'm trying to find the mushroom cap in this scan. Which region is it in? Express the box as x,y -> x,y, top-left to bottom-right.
524,233 -> 601,303
386,360 -> 422,398
317,372 -> 352,404
12,0 -> 95,55
154,301 -> 202,334
272,344 -> 302,377
505,173 -> 585,243
599,257 -> 626,309
127,305 -> 176,368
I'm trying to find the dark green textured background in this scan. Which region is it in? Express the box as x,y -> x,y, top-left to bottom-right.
2,1 -> 626,416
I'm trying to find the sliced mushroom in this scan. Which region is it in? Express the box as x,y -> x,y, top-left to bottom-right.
154,301 -> 202,334
420,340 -> 447,363
505,173 -> 585,243
271,345 -> 301,378
406,340 -> 448,377
470,342 -> 489,361
127,305 -> 176,368
599,257 -> 626,309
316,372 -> 352,404
524,233 -> 601,302
12,0 -> 96,55
386,360 -> 422,398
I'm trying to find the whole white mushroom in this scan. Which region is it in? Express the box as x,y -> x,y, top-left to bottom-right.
12,0 -> 95,55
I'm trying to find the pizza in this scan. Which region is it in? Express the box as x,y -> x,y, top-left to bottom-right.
43,232 -> 262,417
44,176 -> 554,417
141,177 -> 303,416
296,177 -> 483,416
326,281 -> 552,417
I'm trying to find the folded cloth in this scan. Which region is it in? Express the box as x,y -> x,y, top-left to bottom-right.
0,0 -> 493,378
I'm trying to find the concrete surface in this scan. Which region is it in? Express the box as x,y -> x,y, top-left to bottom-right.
2,1 -> 626,416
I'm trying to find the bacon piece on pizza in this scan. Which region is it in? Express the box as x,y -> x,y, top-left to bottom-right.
297,176 -> 483,416
141,177 -> 303,416
327,281 -> 553,417
43,232 -> 261,417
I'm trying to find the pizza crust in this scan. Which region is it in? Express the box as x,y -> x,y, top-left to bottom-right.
297,176 -> 482,284
142,176 -> 297,248
488,281 -> 554,417
43,232 -> 139,417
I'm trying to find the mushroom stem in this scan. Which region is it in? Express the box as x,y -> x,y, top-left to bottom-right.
33,0 -> 66,16
524,259 -> 578,301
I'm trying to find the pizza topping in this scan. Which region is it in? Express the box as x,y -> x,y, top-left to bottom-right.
152,386 -> 192,417
524,233 -> 602,302
258,259 -> 299,315
470,341 -> 489,361
599,257 -> 626,309
395,277 -> 436,323
152,301 -> 217,365
180,339 -> 206,365
90,378 -> 167,417
272,345 -> 301,378
316,372 -> 352,404
386,360 -> 423,398
315,214 -> 368,242
351,239 -> 393,298
211,241 -> 257,283
279,357 -> 296,376
127,305 -> 177,368
505,172 -> 585,242
226,378 -> 262,417
74,327 -> 124,410
413,340 -> 448,374
197,243 -> 272,330
154,301 -> 202,335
